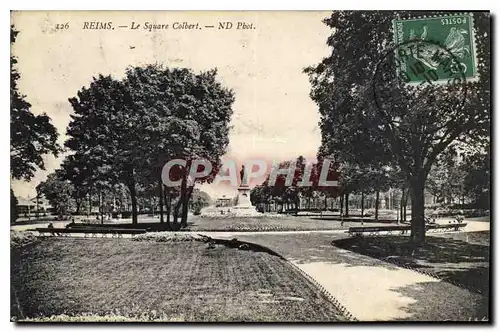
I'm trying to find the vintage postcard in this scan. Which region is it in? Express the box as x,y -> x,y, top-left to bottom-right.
10,10 -> 491,323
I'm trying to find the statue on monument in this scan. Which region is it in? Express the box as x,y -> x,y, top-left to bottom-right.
240,165 -> 247,186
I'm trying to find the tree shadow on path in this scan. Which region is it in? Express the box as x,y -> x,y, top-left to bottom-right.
333,234 -> 490,295
390,281 -> 489,321
237,233 -> 398,269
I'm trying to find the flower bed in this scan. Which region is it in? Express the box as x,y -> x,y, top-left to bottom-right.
131,232 -> 203,242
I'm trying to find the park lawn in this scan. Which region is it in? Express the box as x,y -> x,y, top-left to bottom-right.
332,232 -> 490,295
11,237 -> 349,322
430,230 -> 490,246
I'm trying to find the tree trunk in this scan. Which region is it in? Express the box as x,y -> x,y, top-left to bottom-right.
410,177 -> 426,246
173,198 -> 182,224
404,190 -> 410,221
88,187 -> 92,217
361,192 -> 365,217
344,193 -> 349,217
152,197 -> 155,217
129,182 -> 138,224
375,190 -> 380,220
339,195 -> 344,216
181,187 -> 194,228
36,195 -> 40,218
159,180 -> 164,224
164,190 -> 172,225
294,196 -> 299,216
400,187 -> 405,222
75,199 -> 81,214
99,189 -> 103,224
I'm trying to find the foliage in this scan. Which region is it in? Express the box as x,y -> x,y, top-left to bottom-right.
11,189 -> 19,224
305,11 -> 490,244
426,147 -> 466,204
462,146 -> 490,208
10,25 -> 60,181
190,189 -> 211,214
36,172 -> 74,215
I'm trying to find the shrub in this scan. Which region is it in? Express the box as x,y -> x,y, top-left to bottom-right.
11,189 -> 18,224
11,231 -> 38,249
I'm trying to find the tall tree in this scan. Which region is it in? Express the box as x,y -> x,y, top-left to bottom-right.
122,65 -> 234,228
306,11 -> 490,245
10,25 -> 59,181
66,75 -> 133,220
37,172 -> 74,216
59,153 -> 95,214
11,189 -> 19,224
462,145 -> 490,208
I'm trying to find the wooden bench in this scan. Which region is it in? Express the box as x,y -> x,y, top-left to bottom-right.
426,223 -> 467,232
347,225 -> 411,237
347,222 -> 467,237
35,227 -> 147,238
67,222 -> 172,232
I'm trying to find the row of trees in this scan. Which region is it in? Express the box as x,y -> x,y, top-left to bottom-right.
250,156 -> 339,215
305,11 -> 490,245
427,146 -> 490,208
250,144 -> 489,221
35,170 -> 211,220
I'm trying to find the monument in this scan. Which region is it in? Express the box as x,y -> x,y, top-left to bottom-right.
231,165 -> 260,216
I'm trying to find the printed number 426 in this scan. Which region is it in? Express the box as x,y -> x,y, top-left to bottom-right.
56,23 -> 69,29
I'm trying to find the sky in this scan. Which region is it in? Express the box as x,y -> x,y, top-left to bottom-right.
11,11 -> 332,199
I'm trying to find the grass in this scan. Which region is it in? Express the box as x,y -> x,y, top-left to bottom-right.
430,230 -> 490,246
332,232 -> 490,295
236,232 -> 375,265
11,237 -> 349,322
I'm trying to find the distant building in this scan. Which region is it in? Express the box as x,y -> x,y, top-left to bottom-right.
16,196 -> 52,216
215,195 -> 234,207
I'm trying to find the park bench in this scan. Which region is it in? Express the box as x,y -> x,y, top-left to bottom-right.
347,225 -> 411,237
35,227 -> 147,238
426,222 -> 467,232
67,222 -> 171,231
347,222 -> 467,237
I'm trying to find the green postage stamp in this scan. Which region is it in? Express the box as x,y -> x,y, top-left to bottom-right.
392,13 -> 478,84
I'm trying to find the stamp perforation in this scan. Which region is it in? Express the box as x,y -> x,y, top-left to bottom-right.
391,12 -> 479,83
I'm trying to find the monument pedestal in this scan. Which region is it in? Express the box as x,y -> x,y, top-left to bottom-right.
232,184 -> 260,216
235,184 -> 252,207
